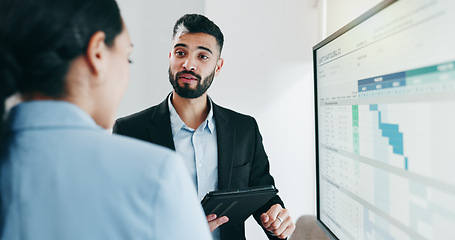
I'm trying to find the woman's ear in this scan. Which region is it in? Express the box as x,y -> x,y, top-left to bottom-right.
85,31 -> 107,78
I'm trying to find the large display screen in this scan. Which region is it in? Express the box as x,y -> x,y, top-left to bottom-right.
313,0 -> 455,239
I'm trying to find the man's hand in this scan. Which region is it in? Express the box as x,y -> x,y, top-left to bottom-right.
260,204 -> 295,239
206,214 -> 229,232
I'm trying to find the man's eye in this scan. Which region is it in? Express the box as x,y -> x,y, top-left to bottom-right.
200,55 -> 209,60
176,51 -> 186,56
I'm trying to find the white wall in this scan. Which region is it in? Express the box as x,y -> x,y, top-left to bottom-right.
325,0 -> 382,36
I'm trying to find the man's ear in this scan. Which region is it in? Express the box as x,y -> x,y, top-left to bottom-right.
215,58 -> 224,77
85,31 -> 107,77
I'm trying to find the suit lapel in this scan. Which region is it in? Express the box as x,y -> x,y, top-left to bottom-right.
148,97 -> 176,150
213,103 -> 235,190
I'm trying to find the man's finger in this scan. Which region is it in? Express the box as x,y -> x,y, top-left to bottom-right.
213,216 -> 229,229
276,218 -> 296,239
262,204 -> 283,229
266,204 -> 282,218
270,210 -> 289,231
266,217 -> 283,232
208,216 -> 229,232
270,216 -> 289,237
266,209 -> 295,239
206,214 -> 217,221
260,213 -> 269,224
278,225 -> 296,239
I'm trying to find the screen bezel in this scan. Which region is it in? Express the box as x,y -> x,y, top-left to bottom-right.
312,0 -> 399,239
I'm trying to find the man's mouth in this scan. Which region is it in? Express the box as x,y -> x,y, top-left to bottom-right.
178,73 -> 199,83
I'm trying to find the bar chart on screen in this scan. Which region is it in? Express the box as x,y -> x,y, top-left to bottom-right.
318,60 -> 455,239
315,0 -> 455,239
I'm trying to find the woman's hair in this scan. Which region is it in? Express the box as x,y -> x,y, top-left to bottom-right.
0,0 -> 123,154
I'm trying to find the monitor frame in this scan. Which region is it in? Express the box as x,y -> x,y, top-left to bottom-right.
312,0 -> 398,239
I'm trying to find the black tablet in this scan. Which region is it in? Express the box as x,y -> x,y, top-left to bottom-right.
200,185 -> 278,224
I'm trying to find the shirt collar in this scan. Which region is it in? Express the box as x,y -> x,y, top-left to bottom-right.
168,93 -> 215,137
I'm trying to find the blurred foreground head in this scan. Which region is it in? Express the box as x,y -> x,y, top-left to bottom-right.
0,0 -> 127,151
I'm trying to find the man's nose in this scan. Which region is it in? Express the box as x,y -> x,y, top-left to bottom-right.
183,58 -> 197,71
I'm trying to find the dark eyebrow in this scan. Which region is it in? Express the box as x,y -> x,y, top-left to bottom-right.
174,43 -> 188,49
174,43 -> 213,55
198,46 -> 213,55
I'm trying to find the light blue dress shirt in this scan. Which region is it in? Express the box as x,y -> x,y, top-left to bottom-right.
168,95 -> 220,239
168,95 -> 218,200
0,101 -> 212,240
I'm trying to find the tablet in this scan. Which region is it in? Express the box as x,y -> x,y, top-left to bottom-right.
200,185 -> 278,224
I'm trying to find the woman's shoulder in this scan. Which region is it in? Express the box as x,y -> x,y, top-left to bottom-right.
98,132 -> 177,164
77,131 -> 185,187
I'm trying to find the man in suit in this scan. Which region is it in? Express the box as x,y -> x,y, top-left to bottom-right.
113,14 -> 295,240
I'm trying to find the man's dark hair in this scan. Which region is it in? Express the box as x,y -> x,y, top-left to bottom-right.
172,14 -> 224,54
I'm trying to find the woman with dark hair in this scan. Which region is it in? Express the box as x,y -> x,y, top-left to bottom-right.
0,0 -> 212,239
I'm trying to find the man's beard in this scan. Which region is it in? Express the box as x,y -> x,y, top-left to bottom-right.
168,68 -> 216,99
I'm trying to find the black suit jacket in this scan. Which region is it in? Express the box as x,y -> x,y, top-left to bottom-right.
113,97 -> 285,240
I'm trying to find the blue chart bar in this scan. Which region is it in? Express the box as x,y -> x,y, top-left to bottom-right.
369,104 -> 408,170
379,112 -> 403,155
